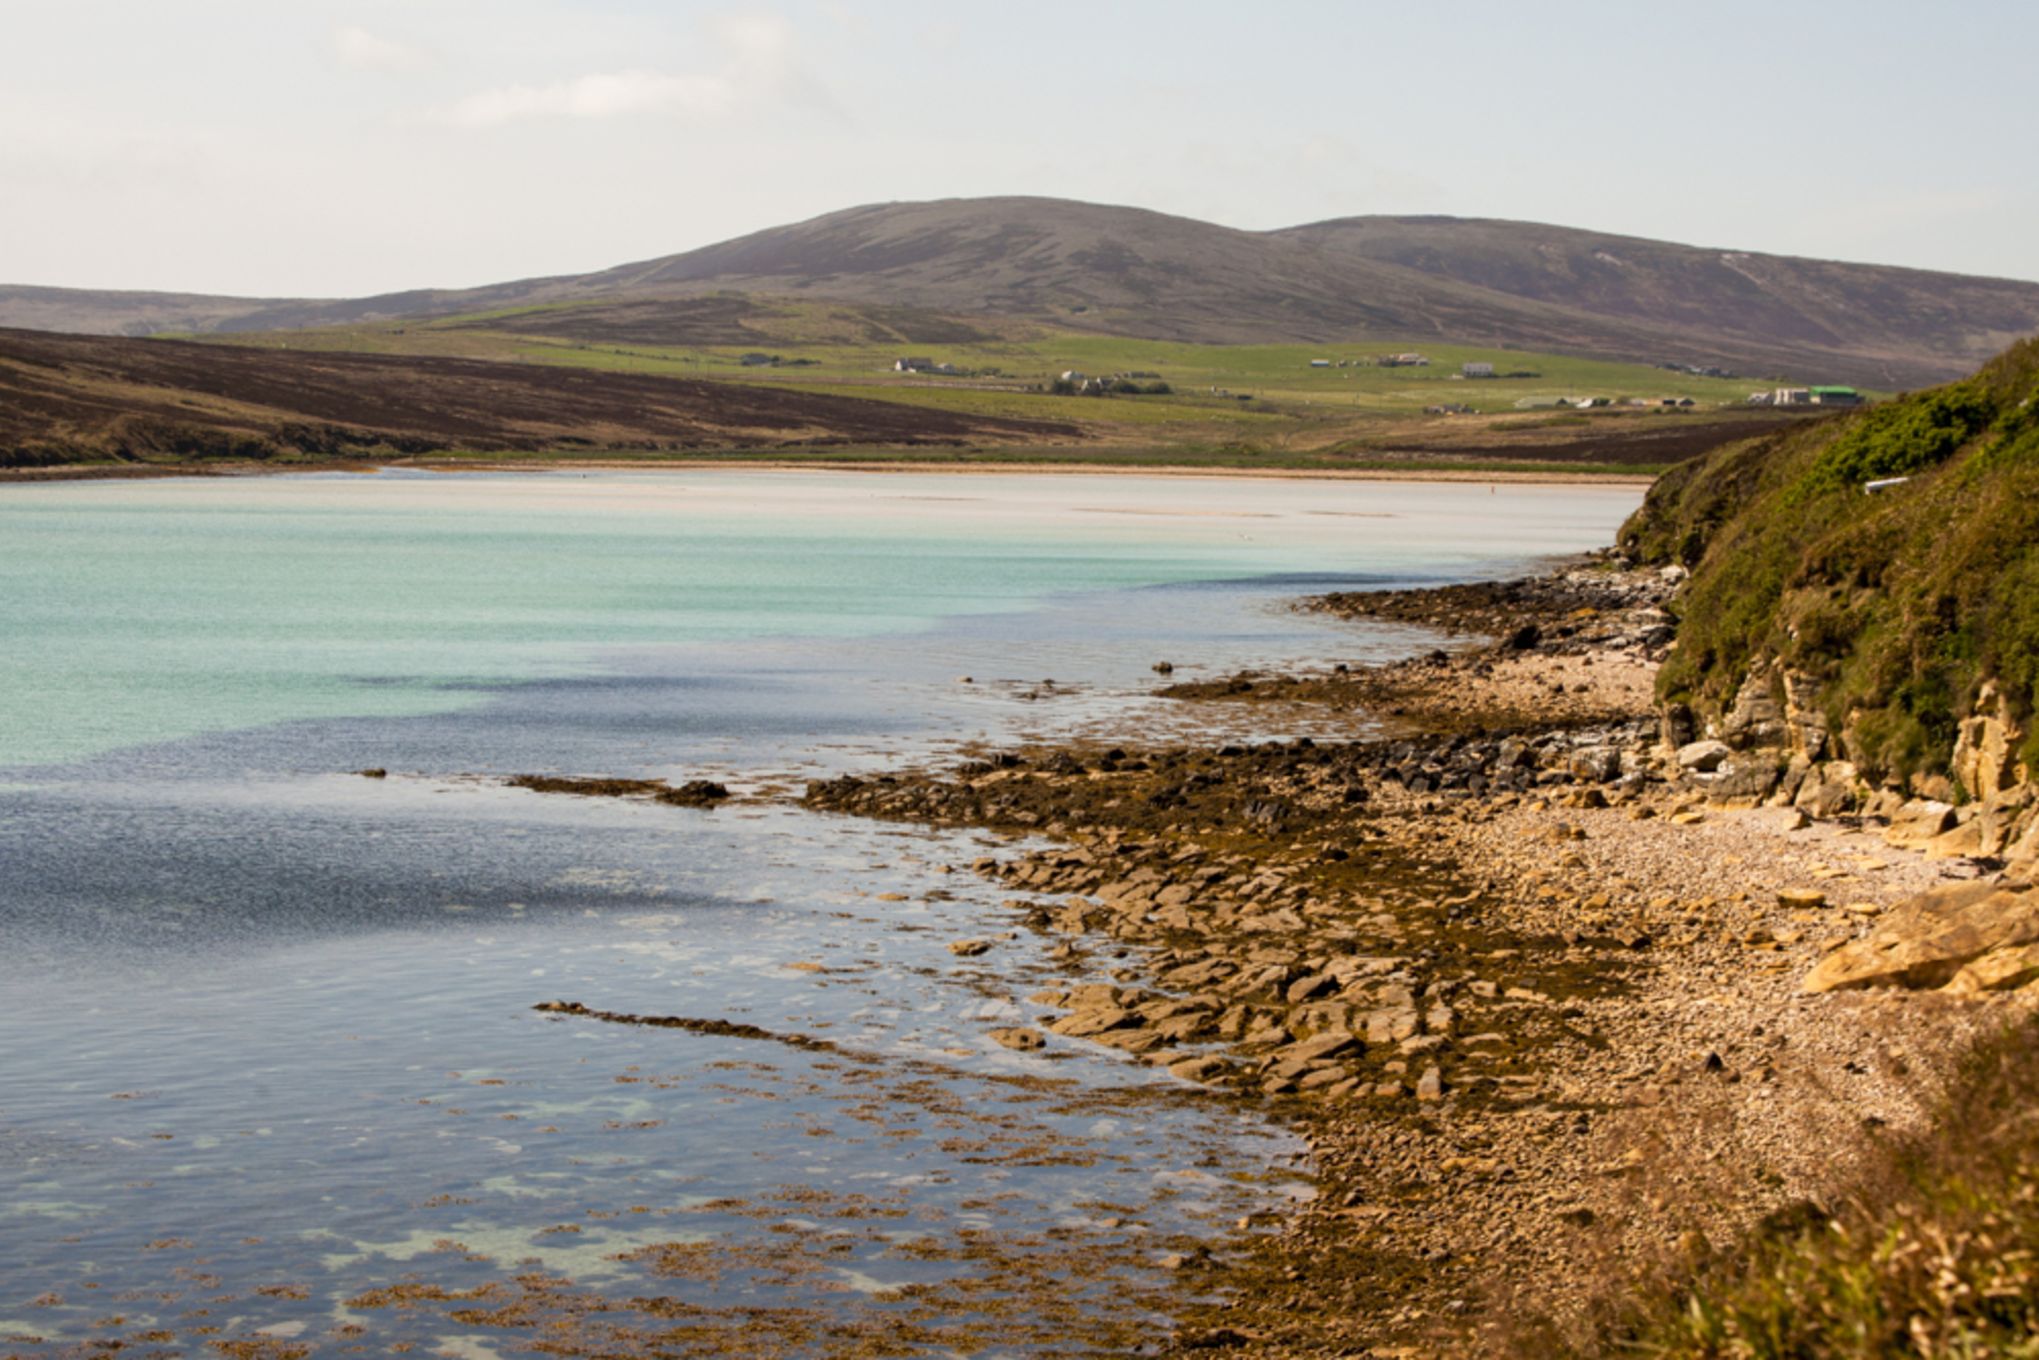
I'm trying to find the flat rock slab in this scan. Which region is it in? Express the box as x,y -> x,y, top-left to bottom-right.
1804,880 -> 2039,993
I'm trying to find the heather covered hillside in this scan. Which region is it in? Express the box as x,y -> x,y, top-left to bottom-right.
8,199 -> 2038,388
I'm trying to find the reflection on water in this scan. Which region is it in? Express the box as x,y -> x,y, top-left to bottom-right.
0,789 -> 1306,1355
0,472 -> 1640,1354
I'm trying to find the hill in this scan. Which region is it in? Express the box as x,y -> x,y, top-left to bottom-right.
1280,214 -> 2039,389
6,198 -> 2035,388
1621,334 -> 2039,786
0,327 -> 1080,469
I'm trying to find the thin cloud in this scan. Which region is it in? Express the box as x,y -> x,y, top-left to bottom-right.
331,24 -> 429,74
436,13 -> 801,128
443,69 -> 739,127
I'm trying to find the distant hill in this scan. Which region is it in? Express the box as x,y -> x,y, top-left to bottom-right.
1281,215 -> 2039,391
6,198 -> 2037,388
0,327 -> 1078,468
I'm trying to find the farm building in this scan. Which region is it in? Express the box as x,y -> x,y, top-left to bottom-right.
1811,386 -> 1863,406
1462,362 -> 1495,378
895,356 -> 936,372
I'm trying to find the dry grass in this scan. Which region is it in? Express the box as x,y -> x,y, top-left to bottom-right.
1484,1011 -> 2039,1359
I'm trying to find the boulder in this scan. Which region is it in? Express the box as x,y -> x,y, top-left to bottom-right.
1568,747 -> 1622,783
1677,740 -> 1732,773
1946,943 -> 2039,995
1050,1006 -> 1135,1038
1883,800 -> 1958,850
1803,881 -> 2039,993
1795,762 -> 1860,818
1279,1030 -> 1360,1065
1701,757 -> 1784,803
990,1027 -> 1046,1051
1926,820 -> 1985,861
1168,1054 -> 1229,1083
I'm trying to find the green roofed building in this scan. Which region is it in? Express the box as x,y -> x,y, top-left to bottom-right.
1811,386 -> 1864,405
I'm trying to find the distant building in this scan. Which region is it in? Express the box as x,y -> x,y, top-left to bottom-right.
1425,402 -> 1474,415
1376,352 -> 1430,367
1059,370 -> 1086,383
1811,386 -> 1863,406
1462,362 -> 1495,378
895,356 -> 937,372
1309,358 -> 1332,368
1773,387 -> 1812,407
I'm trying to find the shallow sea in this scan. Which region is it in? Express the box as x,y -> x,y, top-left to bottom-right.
0,470 -> 1640,1356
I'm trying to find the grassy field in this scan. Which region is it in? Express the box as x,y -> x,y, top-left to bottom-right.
195,295 -> 1795,424
114,295 -> 1846,476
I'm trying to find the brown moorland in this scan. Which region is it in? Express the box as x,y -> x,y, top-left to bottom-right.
0,326 -> 1084,468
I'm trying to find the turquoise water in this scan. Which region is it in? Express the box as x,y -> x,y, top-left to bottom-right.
0,469 -> 1646,1354
0,469 -> 1639,768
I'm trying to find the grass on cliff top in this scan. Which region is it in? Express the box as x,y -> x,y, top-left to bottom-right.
1620,337 -> 2039,782
1496,1014 -> 2039,1359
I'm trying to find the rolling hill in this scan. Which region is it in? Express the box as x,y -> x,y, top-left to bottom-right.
5,199 -> 2035,389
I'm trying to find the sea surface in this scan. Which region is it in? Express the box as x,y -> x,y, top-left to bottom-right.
0,469 -> 1641,1356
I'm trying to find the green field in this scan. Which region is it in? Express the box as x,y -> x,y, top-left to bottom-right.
196,296 -> 1797,423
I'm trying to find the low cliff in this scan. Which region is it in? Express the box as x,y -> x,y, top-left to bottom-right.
1620,337 -> 2039,849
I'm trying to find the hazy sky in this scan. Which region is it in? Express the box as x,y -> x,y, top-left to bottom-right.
3,0 -> 2033,297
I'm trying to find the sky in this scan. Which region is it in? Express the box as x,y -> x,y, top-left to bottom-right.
2,0 -> 2033,298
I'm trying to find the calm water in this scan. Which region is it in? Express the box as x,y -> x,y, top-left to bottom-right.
0,470 -> 1640,1356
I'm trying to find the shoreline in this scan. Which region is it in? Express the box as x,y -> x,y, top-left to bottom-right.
790,557 -> 2028,1355
0,456 -> 1660,488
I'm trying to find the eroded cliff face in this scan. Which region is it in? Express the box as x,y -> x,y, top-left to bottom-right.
1660,652 -> 2038,864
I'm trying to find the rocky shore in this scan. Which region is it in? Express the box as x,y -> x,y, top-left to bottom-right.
801,558 -> 2039,1356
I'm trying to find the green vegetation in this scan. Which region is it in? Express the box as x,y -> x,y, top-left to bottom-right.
1506,1016 -> 2039,1359
1622,338 -> 2039,780
188,295 -> 1782,421
12,296 -> 1803,477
